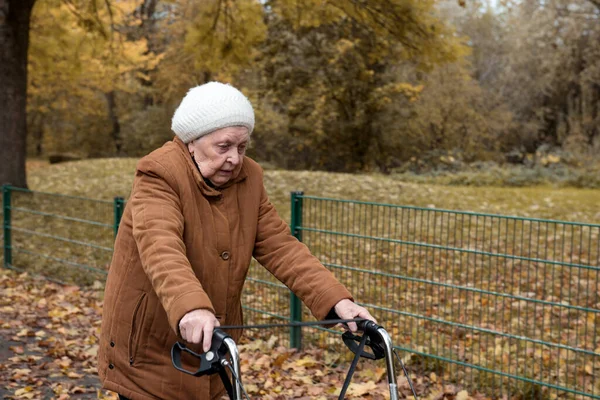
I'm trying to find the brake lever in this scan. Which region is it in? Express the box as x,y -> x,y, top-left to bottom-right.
171,328 -> 231,376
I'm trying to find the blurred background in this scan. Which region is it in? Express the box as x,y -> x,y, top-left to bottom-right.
4,0 -> 599,181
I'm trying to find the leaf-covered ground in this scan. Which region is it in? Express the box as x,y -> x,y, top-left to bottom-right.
2,159 -> 597,399
0,268 -> 494,400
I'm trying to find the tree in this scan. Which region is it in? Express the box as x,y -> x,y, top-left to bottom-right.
406,63 -> 512,162
0,0 -> 37,188
2,0 -> 164,186
257,0 -> 467,172
27,0 -> 164,157
497,0 -> 600,154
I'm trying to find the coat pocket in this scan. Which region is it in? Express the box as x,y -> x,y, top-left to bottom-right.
128,292 -> 148,366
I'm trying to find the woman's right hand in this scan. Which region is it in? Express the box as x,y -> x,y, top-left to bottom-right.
179,309 -> 220,352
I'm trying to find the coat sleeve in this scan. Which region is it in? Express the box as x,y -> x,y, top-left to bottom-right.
130,158 -> 215,334
252,177 -> 353,321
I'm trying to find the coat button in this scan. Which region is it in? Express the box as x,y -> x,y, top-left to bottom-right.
220,251 -> 230,260
109,364 -> 114,369
110,341 -> 115,347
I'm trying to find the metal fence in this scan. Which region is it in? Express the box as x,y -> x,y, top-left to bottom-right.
291,194 -> 600,400
2,185 -> 599,399
1,185 -> 122,284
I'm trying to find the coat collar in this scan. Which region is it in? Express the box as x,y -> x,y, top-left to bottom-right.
172,136 -> 248,197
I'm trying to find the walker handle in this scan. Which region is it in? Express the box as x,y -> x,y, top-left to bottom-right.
342,320 -> 386,360
171,329 -> 231,376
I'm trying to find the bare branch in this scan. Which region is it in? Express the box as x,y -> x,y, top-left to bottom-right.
60,0 -> 108,39
103,0 -> 115,38
140,0 -> 158,30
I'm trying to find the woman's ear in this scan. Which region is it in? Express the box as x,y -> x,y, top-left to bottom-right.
187,140 -> 194,155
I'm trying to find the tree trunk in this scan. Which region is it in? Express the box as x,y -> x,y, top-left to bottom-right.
0,0 -> 36,188
30,113 -> 43,156
105,91 -> 122,155
140,0 -> 158,107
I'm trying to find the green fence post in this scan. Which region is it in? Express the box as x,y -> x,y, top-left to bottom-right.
113,197 -> 125,237
3,185 -> 12,268
290,191 -> 304,349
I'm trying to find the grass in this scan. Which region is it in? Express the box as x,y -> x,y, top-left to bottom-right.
393,161 -> 600,189
2,157 -> 599,399
21,157 -> 600,223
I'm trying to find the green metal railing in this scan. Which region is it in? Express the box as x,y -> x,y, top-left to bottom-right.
3,185 -> 12,267
2,185 -> 599,398
290,191 -> 304,349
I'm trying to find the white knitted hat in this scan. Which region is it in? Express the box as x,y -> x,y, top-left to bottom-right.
171,82 -> 255,143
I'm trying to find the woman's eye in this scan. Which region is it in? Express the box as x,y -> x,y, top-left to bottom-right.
238,146 -> 247,154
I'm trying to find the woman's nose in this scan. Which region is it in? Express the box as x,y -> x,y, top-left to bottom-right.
228,150 -> 240,165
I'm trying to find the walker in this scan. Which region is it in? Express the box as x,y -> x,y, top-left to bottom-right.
172,320 -> 416,400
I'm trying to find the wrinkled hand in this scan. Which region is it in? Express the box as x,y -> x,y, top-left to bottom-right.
179,309 -> 220,352
334,299 -> 377,332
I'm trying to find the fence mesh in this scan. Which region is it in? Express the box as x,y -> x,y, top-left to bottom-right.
4,187 -> 113,285
293,196 -> 600,399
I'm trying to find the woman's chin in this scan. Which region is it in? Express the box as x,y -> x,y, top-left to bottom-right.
210,177 -> 230,187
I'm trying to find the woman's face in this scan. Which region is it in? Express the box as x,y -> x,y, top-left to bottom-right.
187,126 -> 249,187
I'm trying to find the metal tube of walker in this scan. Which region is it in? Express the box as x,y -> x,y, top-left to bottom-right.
376,327 -> 400,400
223,337 -> 243,400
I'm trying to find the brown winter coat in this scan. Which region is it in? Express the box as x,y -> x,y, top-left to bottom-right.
98,137 -> 352,400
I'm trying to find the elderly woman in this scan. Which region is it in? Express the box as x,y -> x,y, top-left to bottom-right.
98,82 -> 375,400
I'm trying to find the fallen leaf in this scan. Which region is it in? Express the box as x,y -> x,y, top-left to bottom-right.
456,390 -> 471,400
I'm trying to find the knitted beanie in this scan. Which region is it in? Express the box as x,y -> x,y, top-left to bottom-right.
171,82 -> 255,143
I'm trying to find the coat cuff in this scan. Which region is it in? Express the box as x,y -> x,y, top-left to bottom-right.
325,307 -> 340,320
168,290 -> 216,335
310,283 -> 353,321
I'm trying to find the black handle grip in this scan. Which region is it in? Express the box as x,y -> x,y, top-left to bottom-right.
356,320 -> 369,332
171,328 -> 232,377
172,342 -> 206,376
343,321 -> 386,360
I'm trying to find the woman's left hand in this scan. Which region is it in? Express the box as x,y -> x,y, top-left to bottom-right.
333,299 -> 377,332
